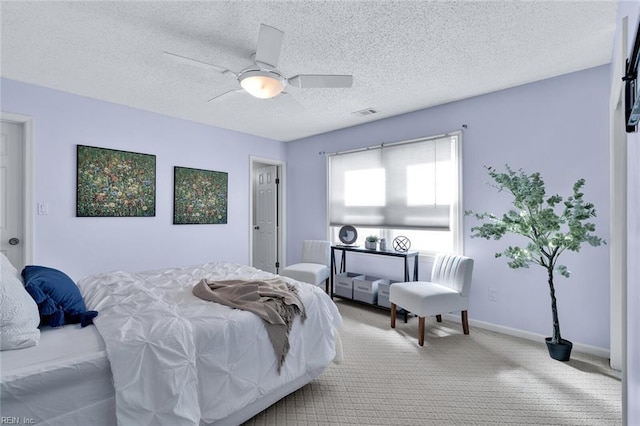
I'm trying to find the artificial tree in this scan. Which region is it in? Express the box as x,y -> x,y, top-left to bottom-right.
466,165 -> 604,360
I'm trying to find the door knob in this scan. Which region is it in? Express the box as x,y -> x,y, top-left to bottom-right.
8,238 -> 20,245
253,226 -> 260,230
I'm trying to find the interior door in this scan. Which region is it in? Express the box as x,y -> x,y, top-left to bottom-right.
1,120 -> 25,269
253,165 -> 278,273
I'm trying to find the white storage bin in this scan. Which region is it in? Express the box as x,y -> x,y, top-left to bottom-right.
334,272 -> 364,299
377,280 -> 400,308
353,275 -> 389,305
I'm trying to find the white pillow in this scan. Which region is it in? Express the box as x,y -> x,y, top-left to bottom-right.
1,254 -> 40,350
1,252 -> 20,279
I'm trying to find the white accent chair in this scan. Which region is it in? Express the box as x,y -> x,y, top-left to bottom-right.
390,254 -> 474,346
279,240 -> 331,293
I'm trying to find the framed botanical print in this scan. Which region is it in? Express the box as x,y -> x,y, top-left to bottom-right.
76,145 -> 156,217
173,166 -> 228,224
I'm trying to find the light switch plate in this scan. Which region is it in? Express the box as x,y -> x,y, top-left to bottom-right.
37,202 -> 49,215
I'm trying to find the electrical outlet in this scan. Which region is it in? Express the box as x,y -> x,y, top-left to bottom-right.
488,287 -> 498,302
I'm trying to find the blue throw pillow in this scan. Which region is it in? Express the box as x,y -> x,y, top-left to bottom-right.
21,265 -> 98,328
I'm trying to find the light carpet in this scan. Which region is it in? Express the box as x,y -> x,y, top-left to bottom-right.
243,299 -> 621,425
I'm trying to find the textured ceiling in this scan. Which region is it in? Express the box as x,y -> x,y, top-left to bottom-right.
0,1 -> 617,142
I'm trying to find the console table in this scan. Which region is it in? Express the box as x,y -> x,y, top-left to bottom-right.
329,245 -> 419,297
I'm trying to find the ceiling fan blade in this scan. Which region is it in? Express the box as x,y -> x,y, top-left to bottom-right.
163,51 -> 234,75
206,89 -> 245,103
288,74 -> 353,89
254,24 -> 284,68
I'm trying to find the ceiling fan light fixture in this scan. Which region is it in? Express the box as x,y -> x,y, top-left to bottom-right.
238,70 -> 285,99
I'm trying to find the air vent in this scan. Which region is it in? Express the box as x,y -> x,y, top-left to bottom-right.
351,108 -> 379,117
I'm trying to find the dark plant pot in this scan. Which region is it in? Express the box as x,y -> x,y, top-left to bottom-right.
545,337 -> 573,361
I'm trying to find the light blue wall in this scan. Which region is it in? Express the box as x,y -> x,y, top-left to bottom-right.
1,78 -> 286,281
286,65 -> 612,351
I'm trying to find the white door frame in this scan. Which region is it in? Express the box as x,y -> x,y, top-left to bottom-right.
1,112 -> 34,265
610,16 -> 627,371
249,156 -> 286,271
609,15 -> 628,420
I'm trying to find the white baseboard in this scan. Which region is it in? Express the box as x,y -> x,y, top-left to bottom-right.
441,313 -> 611,360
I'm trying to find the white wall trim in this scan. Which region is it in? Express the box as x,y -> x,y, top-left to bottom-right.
249,155 -> 286,270
441,313 -> 611,360
609,14 -> 628,376
1,111 -> 34,265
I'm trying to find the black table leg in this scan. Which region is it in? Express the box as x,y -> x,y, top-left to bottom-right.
404,257 -> 409,281
330,248 -> 336,297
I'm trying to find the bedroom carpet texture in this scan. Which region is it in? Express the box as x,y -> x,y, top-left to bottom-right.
243,299 -> 621,426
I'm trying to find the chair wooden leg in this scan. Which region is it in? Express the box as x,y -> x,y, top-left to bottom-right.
462,310 -> 469,335
418,316 -> 425,346
325,278 -> 330,294
436,314 -> 442,322
390,303 -> 396,328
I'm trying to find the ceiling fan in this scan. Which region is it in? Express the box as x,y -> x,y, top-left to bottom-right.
164,23 -> 353,103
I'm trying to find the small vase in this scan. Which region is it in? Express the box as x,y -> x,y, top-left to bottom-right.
545,337 -> 572,361
365,240 -> 377,250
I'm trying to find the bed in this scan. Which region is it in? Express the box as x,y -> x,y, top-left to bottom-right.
1,324 -> 115,425
0,260 -> 343,426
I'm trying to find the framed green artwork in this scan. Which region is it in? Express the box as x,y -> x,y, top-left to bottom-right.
76,145 -> 156,217
173,166 -> 228,224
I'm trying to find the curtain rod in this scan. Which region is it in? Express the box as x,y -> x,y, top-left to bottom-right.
323,127 -> 466,157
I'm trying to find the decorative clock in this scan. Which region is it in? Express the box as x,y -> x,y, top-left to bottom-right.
338,225 -> 358,245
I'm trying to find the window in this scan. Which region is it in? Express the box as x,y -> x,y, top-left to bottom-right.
328,132 -> 462,255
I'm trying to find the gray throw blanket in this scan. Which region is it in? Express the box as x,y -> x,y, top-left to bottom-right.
192,278 -> 306,373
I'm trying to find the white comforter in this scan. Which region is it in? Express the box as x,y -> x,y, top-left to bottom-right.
78,262 -> 342,426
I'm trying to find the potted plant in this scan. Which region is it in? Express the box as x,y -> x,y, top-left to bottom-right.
466,165 -> 604,361
365,235 -> 379,250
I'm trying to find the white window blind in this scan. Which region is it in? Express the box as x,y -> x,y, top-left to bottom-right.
328,134 -> 457,230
